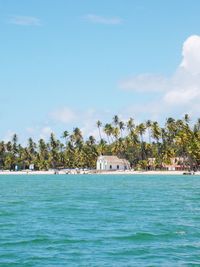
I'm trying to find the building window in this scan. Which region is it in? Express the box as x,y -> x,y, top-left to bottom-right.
110,165 -> 112,169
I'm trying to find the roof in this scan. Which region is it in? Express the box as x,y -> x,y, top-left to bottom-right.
97,155 -> 130,165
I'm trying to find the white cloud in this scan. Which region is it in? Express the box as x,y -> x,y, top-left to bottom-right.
23,126 -> 54,142
84,14 -> 122,25
26,127 -> 35,134
8,16 -> 41,26
50,107 -> 76,124
180,35 -> 200,74
120,35 -> 200,119
81,122 -> 100,140
119,73 -> 168,92
39,127 -> 53,140
164,86 -> 200,105
3,130 -> 15,142
78,109 -> 106,140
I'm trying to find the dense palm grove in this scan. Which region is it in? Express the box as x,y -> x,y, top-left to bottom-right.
0,114 -> 200,171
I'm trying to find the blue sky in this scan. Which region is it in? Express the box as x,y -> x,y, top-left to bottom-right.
1,0 -> 200,142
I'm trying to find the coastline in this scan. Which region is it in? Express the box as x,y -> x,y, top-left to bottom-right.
97,170 -> 200,175
0,170 -> 199,175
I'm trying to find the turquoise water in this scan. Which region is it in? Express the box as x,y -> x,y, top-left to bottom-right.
0,175 -> 200,266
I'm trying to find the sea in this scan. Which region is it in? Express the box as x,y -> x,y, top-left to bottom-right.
0,174 -> 200,266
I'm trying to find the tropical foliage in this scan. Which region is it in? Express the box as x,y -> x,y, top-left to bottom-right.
0,114 -> 200,171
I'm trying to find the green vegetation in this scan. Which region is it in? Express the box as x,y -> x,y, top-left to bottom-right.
0,114 -> 200,171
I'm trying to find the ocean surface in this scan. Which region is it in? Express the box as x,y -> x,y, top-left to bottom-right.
0,175 -> 200,266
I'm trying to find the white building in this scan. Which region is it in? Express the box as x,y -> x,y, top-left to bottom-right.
96,155 -> 130,171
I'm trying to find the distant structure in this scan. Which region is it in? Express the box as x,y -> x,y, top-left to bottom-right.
29,164 -> 34,171
96,155 -> 130,171
148,157 -> 189,171
162,157 -> 189,171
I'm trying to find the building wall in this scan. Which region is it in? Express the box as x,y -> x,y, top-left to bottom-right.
96,160 -> 106,170
96,160 -> 128,171
107,163 -> 126,171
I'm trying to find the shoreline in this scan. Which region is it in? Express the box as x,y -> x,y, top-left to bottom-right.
0,170 -> 199,175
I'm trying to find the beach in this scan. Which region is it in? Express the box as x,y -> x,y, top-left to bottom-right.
0,170 -> 199,175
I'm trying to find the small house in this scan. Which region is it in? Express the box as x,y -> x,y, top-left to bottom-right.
147,157 -> 189,171
162,157 -> 189,171
96,155 -> 130,171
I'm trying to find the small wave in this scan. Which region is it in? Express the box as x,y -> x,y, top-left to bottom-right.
113,231 -> 181,242
114,232 -> 157,241
8,200 -> 26,205
175,231 -> 186,235
107,247 -> 150,257
51,238 -> 89,244
0,211 -> 14,216
1,237 -> 51,246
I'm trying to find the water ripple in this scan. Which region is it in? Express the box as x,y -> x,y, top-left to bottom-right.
1,174 -> 200,266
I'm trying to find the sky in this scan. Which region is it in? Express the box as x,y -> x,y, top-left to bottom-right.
1,0 -> 200,143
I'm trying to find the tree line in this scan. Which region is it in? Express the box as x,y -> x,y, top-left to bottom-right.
0,114 -> 200,171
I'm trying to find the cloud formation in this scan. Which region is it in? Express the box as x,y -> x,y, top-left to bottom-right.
180,35 -> 200,74
49,107 -> 112,140
39,127 -> 53,140
8,16 -> 41,26
24,126 -> 53,141
3,130 -> 15,142
84,14 -> 122,25
119,74 -> 168,92
120,35 -> 200,118
50,107 -> 76,124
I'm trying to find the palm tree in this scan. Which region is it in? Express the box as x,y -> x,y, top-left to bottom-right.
129,129 -> 139,145
37,139 -> 49,170
49,133 -> 60,169
98,138 -> 107,155
0,114 -> 199,171
12,133 -> 18,144
151,122 -> 162,166
165,117 -> 176,145
113,127 -> 120,141
151,122 -> 161,143
104,123 -> 113,144
184,114 -> 190,125
96,120 -> 102,141
127,117 -> 135,133
146,120 -> 152,144
193,118 -> 200,133
87,135 -> 96,146
62,131 -> 69,143
112,137 -> 125,156
136,123 -> 146,160
113,115 -> 119,126
119,121 -> 125,138
197,118 -> 200,131
0,141 -> 5,169
12,133 -> 18,156
72,127 -> 83,146
27,138 -> 36,155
